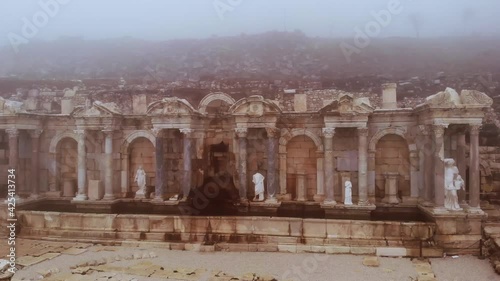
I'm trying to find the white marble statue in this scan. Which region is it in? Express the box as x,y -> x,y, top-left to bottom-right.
344,180 -> 353,205
252,172 -> 265,201
134,166 -> 147,198
444,159 -> 463,211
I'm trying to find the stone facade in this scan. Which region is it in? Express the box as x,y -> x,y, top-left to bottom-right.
0,87 -> 494,213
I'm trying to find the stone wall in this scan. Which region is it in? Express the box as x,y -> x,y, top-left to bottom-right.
480,146 -> 500,194
286,135 -> 317,200
57,138 -> 77,196
375,134 -> 411,199
0,131 -> 9,197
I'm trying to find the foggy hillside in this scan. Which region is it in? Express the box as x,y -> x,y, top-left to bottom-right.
1,32 -> 500,83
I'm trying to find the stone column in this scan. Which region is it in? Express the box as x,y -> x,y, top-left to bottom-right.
6,128 -> 19,170
235,128 -> 248,201
180,128 -> 194,200
296,171 -> 307,201
102,129 -> 115,200
73,129 -> 88,201
469,125 -> 481,210
357,127 -> 369,205
456,131 -> 467,204
432,125 -> 446,209
153,129 -> 165,201
266,127 -> 279,201
322,128 -> 336,204
419,125 -> 433,205
29,129 -> 43,199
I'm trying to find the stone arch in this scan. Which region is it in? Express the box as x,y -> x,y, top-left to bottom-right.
120,130 -> 156,195
278,128 -> 324,201
480,160 -> 492,176
368,127 -> 415,153
279,128 -> 323,152
198,92 -> 236,114
121,130 -> 156,154
49,131 -> 78,153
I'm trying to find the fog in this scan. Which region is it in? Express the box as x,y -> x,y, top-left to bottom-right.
1,0 -> 500,46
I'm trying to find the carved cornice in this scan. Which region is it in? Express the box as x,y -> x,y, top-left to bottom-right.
322,127 -> 335,138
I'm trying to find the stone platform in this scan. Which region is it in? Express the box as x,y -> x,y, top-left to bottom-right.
16,210 -> 443,257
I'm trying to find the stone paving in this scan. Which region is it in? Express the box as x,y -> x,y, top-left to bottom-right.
1,239 -> 499,281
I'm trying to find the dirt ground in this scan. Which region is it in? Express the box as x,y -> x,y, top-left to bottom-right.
2,239 -> 499,281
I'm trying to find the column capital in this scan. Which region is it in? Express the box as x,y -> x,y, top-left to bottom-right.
469,124 -> 481,135
180,128 -> 195,137
151,128 -> 163,137
418,124 -> 432,136
322,127 -> 335,138
102,128 -> 114,136
265,127 -> 280,138
357,127 -> 369,137
5,128 -> 19,138
29,129 -> 43,138
432,124 -> 447,138
74,129 -> 86,137
235,127 -> 248,138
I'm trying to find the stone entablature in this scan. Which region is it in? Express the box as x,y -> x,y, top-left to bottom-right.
0,87 -> 494,213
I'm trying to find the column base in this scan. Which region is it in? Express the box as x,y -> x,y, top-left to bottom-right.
466,206 -> 485,215
152,196 -> 165,202
45,191 -> 63,198
313,194 -> 325,202
357,200 -> 373,207
431,206 -> 449,215
73,194 -> 88,201
265,197 -> 278,204
28,194 -> 40,200
102,194 -> 116,201
321,199 -> 337,206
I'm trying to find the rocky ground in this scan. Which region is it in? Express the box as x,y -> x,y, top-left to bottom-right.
0,239 -> 498,281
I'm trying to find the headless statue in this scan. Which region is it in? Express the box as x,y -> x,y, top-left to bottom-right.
134,166 -> 147,198
344,180 -> 353,205
444,159 -> 463,211
253,172 -> 265,201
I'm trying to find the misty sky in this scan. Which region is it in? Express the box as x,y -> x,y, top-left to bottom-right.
1,0 -> 500,46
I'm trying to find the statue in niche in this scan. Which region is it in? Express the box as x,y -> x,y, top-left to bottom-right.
134,166 -> 147,198
344,180 -> 353,205
252,172 -> 265,201
444,159 -> 464,211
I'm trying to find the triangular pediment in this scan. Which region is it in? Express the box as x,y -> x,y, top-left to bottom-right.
320,94 -> 374,115
73,101 -> 121,117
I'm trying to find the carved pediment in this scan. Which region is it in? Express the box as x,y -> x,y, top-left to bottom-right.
424,88 -> 492,108
320,94 -> 374,115
0,97 -> 25,115
73,101 -> 122,117
425,88 -> 461,108
147,97 -> 198,116
230,95 -> 281,117
460,90 -> 493,106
